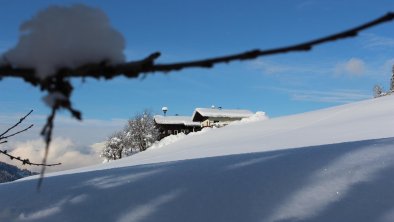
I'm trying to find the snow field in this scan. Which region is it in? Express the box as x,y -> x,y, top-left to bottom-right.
1,95 -> 394,222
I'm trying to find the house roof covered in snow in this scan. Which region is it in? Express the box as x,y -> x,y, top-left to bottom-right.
192,108 -> 254,121
154,115 -> 201,127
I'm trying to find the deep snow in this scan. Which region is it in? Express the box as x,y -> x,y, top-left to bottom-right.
0,95 -> 394,222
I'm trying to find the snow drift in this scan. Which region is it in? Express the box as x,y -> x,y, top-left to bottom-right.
0,95 -> 394,222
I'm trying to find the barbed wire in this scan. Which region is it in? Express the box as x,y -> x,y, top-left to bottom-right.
0,12 -> 393,189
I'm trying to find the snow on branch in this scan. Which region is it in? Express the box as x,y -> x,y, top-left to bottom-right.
1,12 -> 393,80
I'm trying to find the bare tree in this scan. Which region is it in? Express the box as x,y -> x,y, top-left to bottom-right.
0,110 -> 61,167
373,84 -> 384,98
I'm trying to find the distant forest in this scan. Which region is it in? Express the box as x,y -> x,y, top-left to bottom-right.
0,162 -> 37,183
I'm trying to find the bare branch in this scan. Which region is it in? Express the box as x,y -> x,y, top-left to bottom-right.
0,110 -> 33,139
0,149 -> 61,166
0,124 -> 33,140
0,110 -> 61,168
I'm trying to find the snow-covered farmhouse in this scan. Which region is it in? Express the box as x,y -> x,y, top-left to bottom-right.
192,107 -> 254,127
155,107 -> 255,138
154,115 -> 201,139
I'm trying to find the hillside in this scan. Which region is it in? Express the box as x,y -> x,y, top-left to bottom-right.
0,95 -> 394,222
0,162 -> 37,183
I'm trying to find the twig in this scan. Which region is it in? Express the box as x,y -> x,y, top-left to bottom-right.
0,110 -> 33,138
0,124 -> 33,140
0,110 -> 61,168
0,149 -> 61,166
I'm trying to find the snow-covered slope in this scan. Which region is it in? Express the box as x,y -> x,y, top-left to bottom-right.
1,95 -> 394,222
48,94 -> 394,175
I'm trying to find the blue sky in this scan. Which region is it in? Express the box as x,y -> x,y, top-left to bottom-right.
1,0 -> 394,119
0,1 -> 393,170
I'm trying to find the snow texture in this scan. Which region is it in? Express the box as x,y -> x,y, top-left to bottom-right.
1,95 -> 394,222
149,128 -> 212,150
192,108 -> 254,120
2,4 -> 125,78
229,111 -> 268,125
154,115 -> 201,126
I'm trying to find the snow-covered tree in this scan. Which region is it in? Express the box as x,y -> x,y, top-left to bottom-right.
125,111 -> 160,152
101,111 -> 160,161
101,131 -> 127,161
373,84 -> 384,98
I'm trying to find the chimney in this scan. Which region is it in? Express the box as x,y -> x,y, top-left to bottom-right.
162,107 -> 168,116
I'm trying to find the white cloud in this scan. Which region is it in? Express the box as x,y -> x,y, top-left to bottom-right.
334,58 -> 366,76
54,115 -> 126,127
3,137 -> 103,173
249,60 -> 292,74
0,113 -> 126,145
290,89 -> 370,103
248,59 -> 328,75
250,58 -> 370,77
0,112 -> 126,172
265,87 -> 371,104
361,33 -> 394,49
